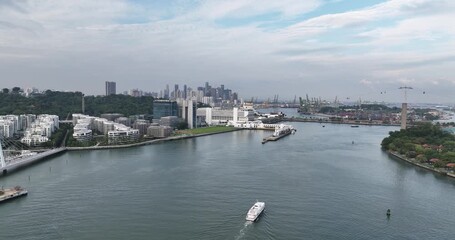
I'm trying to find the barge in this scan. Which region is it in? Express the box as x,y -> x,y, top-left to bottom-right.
262,124 -> 296,144
0,186 -> 28,203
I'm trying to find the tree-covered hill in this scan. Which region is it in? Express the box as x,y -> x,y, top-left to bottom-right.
0,90 -> 153,118
381,123 -> 455,167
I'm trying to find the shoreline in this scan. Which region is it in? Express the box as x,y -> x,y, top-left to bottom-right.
66,128 -> 244,151
1,128 -> 244,176
283,117 -> 401,127
387,151 -> 455,179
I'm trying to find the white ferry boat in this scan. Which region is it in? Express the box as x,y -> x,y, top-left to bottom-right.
246,201 -> 265,221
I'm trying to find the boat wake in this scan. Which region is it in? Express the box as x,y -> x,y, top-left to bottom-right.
234,221 -> 252,240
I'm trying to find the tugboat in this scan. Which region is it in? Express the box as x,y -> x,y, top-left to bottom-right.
0,186 -> 28,203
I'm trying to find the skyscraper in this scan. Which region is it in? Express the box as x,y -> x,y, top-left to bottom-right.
174,84 -> 179,99
183,84 -> 187,99
105,81 -> 116,95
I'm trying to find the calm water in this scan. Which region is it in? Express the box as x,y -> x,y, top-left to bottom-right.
2,122 -> 455,240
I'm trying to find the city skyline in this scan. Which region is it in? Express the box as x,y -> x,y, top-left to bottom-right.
1,0 -> 454,103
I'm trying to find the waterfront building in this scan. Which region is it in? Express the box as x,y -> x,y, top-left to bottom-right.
132,120 -> 150,136
72,113 -> 141,144
108,127 -> 139,144
159,116 -> 180,128
197,107 -> 254,126
105,81 -> 116,95
147,125 -> 172,138
20,135 -> 49,146
72,129 -> 92,142
153,100 -> 179,119
180,99 -> 196,129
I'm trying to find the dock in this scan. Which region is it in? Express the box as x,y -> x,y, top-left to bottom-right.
0,186 -> 28,203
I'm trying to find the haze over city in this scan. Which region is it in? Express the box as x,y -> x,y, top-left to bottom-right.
1,0 -> 454,103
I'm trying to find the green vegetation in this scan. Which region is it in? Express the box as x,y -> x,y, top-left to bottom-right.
40,123 -> 72,148
175,126 -> 237,135
84,94 -> 153,117
381,123 -> 455,167
0,90 -> 154,118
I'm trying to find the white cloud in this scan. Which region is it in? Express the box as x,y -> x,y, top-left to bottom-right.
194,0 -> 321,20
282,0 -> 451,38
0,0 -> 454,103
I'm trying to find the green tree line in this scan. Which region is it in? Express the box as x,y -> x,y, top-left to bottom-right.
0,90 -> 154,118
381,123 -> 455,167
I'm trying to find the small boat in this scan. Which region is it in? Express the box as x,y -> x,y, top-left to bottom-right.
351,125 -> 359,128
246,201 -> 265,221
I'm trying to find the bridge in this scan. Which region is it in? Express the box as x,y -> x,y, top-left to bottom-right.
0,140 -> 66,175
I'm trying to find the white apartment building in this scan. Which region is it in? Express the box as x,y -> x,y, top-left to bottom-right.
197,107 -> 255,126
20,114 -> 59,146
72,114 -> 139,144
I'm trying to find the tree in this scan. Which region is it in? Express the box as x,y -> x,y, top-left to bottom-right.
2,88 -> 9,94
12,87 -> 21,93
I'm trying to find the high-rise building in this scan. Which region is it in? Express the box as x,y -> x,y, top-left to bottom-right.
181,100 -> 197,129
174,84 -> 179,99
183,84 -> 187,99
105,81 -> 116,95
164,84 -> 170,99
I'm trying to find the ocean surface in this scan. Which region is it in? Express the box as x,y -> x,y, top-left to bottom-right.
2,122 -> 455,239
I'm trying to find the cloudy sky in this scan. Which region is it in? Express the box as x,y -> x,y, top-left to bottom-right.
1,0 -> 454,103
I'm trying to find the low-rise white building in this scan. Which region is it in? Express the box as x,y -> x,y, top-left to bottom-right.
20,114 -> 59,146
197,107 -> 254,126
72,113 -> 140,144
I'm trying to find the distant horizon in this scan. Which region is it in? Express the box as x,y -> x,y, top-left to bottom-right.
1,1 -> 454,103
2,85 -> 454,106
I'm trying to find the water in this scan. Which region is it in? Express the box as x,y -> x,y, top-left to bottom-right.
2,122 -> 455,239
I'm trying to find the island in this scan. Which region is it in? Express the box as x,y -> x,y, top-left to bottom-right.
381,123 -> 455,177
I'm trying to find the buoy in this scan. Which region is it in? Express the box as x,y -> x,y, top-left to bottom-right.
352,141 -> 354,144
386,209 -> 391,216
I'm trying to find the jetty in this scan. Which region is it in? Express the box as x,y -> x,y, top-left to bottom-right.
0,186 -> 28,203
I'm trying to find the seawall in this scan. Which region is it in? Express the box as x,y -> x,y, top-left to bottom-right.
66,128 -> 243,151
387,151 -> 454,179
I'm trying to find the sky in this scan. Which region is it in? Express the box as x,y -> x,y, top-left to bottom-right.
0,0 -> 454,103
